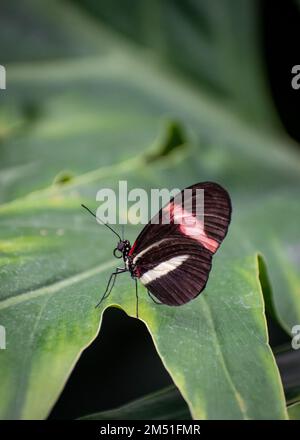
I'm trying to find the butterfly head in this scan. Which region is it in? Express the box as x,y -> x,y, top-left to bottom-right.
113,240 -> 131,260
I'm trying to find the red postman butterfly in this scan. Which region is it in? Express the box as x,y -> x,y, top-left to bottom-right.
82,182 -> 231,317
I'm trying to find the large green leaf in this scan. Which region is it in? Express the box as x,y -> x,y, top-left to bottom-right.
0,0 -> 106,62
0,0 -> 293,203
0,63 -> 160,202
0,157 -> 288,419
80,386 -> 191,420
72,0 -> 279,130
0,0 -> 299,421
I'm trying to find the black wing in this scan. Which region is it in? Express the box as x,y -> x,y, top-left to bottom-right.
130,182 -> 231,305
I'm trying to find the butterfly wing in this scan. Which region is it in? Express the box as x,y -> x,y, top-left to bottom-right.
130,182 -> 231,305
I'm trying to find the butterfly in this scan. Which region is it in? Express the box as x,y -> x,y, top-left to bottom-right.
82,182 -> 231,317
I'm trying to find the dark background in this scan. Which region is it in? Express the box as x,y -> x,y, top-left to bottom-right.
263,0 -> 300,143
49,0 -> 300,419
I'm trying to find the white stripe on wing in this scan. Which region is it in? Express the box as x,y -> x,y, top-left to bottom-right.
139,255 -> 189,285
132,239 -> 169,264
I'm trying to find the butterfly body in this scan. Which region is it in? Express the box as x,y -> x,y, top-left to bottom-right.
125,254 -> 139,278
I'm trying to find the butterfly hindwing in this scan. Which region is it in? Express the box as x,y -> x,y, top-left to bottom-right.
134,237 -> 212,305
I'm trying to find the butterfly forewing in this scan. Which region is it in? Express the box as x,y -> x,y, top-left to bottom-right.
129,182 -> 231,305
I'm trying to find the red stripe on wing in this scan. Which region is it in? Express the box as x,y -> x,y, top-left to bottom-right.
129,241 -> 137,256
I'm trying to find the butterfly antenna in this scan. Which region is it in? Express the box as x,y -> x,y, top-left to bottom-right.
81,204 -> 122,241
121,224 -> 125,241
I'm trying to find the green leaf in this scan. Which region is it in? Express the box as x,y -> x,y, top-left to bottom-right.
73,0 -> 279,129
0,62 -> 160,202
288,402 -> 300,420
0,0 -> 290,203
0,162 -> 288,419
0,0 -> 105,62
80,386 -> 191,420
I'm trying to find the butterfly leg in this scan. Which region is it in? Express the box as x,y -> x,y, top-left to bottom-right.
147,289 -> 163,305
95,267 -> 126,308
135,278 -> 139,319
